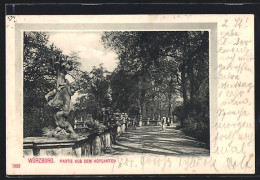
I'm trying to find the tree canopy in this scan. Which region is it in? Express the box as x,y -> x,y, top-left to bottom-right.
24,31 -> 209,144
102,31 -> 209,117
23,32 -> 82,136
102,31 -> 209,143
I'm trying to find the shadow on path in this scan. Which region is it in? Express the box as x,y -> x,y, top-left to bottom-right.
110,125 -> 210,156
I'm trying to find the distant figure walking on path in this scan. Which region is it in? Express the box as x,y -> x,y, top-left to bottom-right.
133,118 -> 137,130
162,117 -> 166,131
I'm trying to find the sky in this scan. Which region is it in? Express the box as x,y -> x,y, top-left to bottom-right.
48,32 -> 118,73
48,32 -> 119,105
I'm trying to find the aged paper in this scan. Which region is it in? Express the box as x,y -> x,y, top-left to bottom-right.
6,15 -> 254,175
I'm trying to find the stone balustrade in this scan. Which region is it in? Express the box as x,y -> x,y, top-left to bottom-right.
23,119 -> 163,157
127,119 -> 160,126
23,124 -> 121,157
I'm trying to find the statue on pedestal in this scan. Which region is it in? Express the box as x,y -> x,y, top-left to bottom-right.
43,56 -> 78,138
102,107 -> 111,125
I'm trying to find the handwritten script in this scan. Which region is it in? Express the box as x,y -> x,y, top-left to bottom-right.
213,16 -> 254,173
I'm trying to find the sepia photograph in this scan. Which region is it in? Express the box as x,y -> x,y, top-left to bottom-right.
6,14 -> 254,175
23,31 -> 210,157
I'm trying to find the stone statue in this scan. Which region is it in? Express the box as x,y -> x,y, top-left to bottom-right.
102,107 -> 110,125
44,56 -> 78,138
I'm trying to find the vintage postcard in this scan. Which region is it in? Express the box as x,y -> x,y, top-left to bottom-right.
6,15 -> 254,175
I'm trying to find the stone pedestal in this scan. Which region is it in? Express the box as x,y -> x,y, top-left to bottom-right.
23,136 -> 89,157
92,135 -> 101,156
104,132 -> 111,148
24,123 -> 126,157
23,131 -> 112,157
116,125 -> 121,136
100,131 -> 112,152
121,124 -> 126,133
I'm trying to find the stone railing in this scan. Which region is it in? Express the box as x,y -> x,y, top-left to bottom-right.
127,119 -> 161,127
23,118 -> 167,157
23,123 -> 124,157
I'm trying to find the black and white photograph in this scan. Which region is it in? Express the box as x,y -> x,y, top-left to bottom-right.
6,14 -> 255,175
23,31 -> 210,157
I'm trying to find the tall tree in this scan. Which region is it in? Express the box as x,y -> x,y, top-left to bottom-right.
23,32 -> 82,137
102,31 -> 209,143
74,64 -> 111,120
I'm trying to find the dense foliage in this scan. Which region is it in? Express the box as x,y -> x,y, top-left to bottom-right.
24,31 -> 209,145
101,31 -> 209,143
23,32 -> 81,137
74,64 -> 111,121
